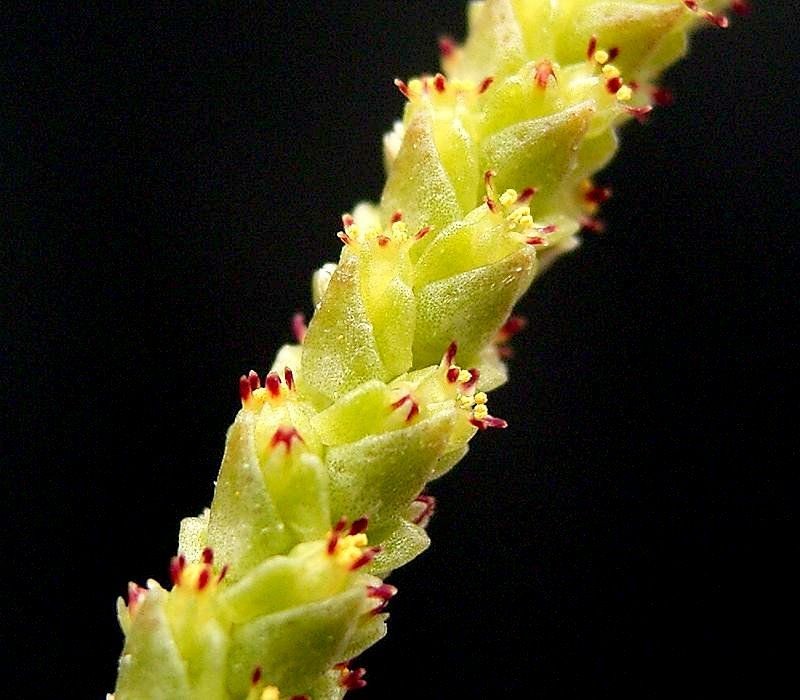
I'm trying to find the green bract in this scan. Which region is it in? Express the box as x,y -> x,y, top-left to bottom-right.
111,2 -> 739,698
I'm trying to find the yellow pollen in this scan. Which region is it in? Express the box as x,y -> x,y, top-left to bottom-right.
261,688 -> 280,700
518,214 -> 534,229
474,391 -> 488,405
457,369 -> 472,383
594,49 -> 609,65
331,533 -> 369,568
616,85 -> 633,102
499,189 -> 518,207
602,64 -> 621,79
473,404 -> 489,420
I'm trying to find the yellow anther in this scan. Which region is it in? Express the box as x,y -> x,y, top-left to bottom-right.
616,85 -> 633,102
457,394 -> 474,408
473,404 -> 489,420
391,220 -> 409,238
506,205 -> 530,222
408,78 -> 424,95
457,369 -> 472,383
499,189 -> 518,207
474,391 -> 488,405
594,49 -> 609,65
261,687 -> 280,700
518,214 -> 534,229
602,64 -> 621,79
331,533 -> 369,568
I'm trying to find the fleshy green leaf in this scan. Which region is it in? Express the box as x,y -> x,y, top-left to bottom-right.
225,588 -> 364,697
413,245 -> 537,368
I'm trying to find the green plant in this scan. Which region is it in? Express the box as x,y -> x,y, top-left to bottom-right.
110,2 -> 745,697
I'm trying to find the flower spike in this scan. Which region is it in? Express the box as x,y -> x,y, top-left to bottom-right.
112,3 -> 745,697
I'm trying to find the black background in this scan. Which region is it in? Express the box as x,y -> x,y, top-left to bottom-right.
4,2 -> 797,697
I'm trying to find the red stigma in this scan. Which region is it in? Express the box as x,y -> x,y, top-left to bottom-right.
292,312 -> 307,343
623,104 -> 653,123
251,667 -> 262,686
377,235 -> 391,247
265,371 -> 281,398
217,564 -> 229,582
127,582 -> 147,614
731,0 -> 751,16
478,76 -> 494,94
438,35 -> 456,58
445,341 -> 458,365
169,554 -> 186,586
446,366 -> 461,383
327,516 -> 348,554
350,547 -> 381,571
394,78 -> 410,99
337,231 -> 352,246
608,47 -> 620,61
327,532 -> 339,555
705,11 -> 729,28
248,370 -> 260,392
534,59 -> 555,88
342,213 -> 355,228
411,494 -> 436,527
606,76 -> 623,94
651,86 -> 675,107
270,425 -> 302,449
682,1 -> 728,28
526,236 -> 544,246
504,316 -> 527,335
537,223 -> 558,235
391,394 -> 419,422
367,583 -> 398,613
390,210 -> 403,224
580,216 -> 606,234
197,568 -> 211,591
499,315 -> 527,341
433,73 -> 446,93
461,368 -> 480,391
585,185 -> 612,205
337,665 -> 368,691
284,366 -> 295,391
367,583 -> 397,601
517,186 -> 537,203
238,375 -> 251,402
201,547 -> 214,565
587,35 -> 597,60
485,196 -> 498,213
349,517 -> 369,536
469,415 -> 509,430
484,169 -> 496,187
414,225 -> 432,240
